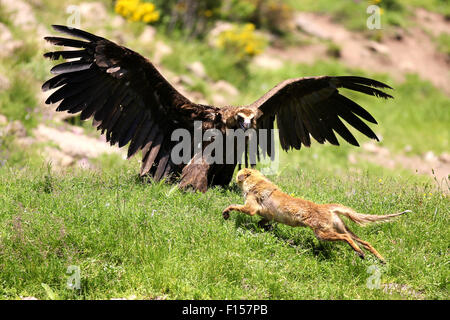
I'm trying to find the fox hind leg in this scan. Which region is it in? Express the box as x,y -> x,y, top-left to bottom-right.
315,229 -> 366,259
344,226 -> 386,263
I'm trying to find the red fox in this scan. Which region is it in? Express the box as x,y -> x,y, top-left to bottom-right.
223,168 -> 411,262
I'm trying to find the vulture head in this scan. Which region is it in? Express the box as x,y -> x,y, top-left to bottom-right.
232,107 -> 259,131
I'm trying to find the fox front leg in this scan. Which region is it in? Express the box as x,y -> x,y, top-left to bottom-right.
222,204 -> 244,220
222,196 -> 260,220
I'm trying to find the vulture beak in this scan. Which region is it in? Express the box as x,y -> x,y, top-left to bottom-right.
240,118 -> 252,130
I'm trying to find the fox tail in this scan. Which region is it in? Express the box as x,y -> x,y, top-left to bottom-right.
332,206 -> 411,226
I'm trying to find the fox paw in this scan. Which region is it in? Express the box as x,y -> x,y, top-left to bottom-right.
222,210 -> 230,220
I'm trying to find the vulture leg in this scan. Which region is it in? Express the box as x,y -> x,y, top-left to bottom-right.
179,159 -> 237,192
210,164 -> 237,187
179,154 -> 210,193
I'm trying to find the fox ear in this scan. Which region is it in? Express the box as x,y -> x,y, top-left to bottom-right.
237,172 -> 250,183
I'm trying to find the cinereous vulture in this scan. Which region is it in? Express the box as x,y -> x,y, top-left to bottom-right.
42,25 -> 393,192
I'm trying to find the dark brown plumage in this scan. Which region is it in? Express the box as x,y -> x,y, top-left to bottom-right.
42,25 -> 393,192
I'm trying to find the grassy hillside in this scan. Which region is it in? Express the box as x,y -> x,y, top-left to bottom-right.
287,0 -> 450,30
0,0 -> 448,300
0,158 -> 447,300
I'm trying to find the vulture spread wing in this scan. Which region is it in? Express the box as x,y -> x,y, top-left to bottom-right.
248,76 -> 393,153
42,25 -> 394,190
42,25 -> 204,180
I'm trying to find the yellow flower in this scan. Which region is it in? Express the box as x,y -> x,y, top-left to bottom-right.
216,23 -> 266,59
244,23 -> 255,31
115,0 -> 159,24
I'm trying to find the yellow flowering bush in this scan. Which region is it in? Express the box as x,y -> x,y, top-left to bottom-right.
115,0 -> 160,23
216,23 -> 267,59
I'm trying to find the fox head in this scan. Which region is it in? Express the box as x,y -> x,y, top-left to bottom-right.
235,168 -> 261,187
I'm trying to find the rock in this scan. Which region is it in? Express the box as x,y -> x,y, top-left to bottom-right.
362,143 -> 378,153
34,124 -> 123,159
0,23 -> 23,58
21,297 -> 38,300
424,151 -> 437,163
253,54 -> 284,70
404,145 -> 413,153
39,91 -> 73,122
179,75 -> 195,87
138,26 -> 156,43
0,24 -> 13,43
152,41 -> 172,63
0,114 -> 7,126
212,80 -> 239,96
6,120 -> 27,138
0,74 -> 11,91
208,21 -> 234,47
36,24 -> 53,50
1,0 -> 37,30
44,146 -> 75,168
187,61 -> 207,79
211,93 -> 227,106
362,142 -> 389,156
183,91 -> 207,105
367,41 -> 390,55
348,153 -> 357,164
79,2 -> 108,25
70,125 -> 85,135
111,30 -> 130,46
16,136 -> 35,147
111,15 -> 126,29
438,153 -> 450,163
294,14 -> 330,40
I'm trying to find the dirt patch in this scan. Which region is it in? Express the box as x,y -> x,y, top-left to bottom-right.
382,282 -> 425,299
349,142 -> 450,189
414,8 -> 450,37
31,124 -> 125,170
265,43 -> 329,66
276,11 -> 450,94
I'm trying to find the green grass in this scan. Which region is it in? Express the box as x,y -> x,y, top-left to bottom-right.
0,74 -> 39,132
435,33 -> 450,58
0,0 -> 449,300
0,157 -> 448,300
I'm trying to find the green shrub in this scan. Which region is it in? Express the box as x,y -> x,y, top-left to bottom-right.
0,74 -> 38,132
